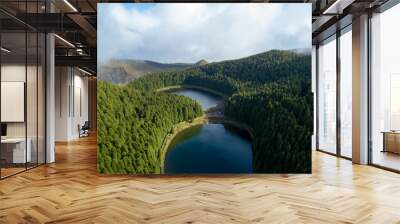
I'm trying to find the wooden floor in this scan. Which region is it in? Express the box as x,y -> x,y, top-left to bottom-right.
373,150 -> 400,171
0,167 -> 26,178
1,135 -> 400,223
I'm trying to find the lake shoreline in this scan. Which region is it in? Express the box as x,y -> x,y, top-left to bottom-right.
156,84 -> 228,98
158,85 -> 253,174
159,114 -> 254,174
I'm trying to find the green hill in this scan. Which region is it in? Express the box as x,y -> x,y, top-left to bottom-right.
98,59 -> 196,84
197,50 -> 310,84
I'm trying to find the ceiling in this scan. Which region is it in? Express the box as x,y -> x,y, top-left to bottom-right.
311,0 -> 391,44
0,0 -> 98,74
0,0 -> 395,74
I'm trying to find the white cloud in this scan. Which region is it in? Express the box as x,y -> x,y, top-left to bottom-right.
98,3 -> 311,64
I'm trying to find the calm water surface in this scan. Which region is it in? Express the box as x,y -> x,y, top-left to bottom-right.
170,88 -> 221,110
164,124 -> 253,174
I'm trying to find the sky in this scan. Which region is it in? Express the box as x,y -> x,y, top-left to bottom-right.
98,3 -> 311,64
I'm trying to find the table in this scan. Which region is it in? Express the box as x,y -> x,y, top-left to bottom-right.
381,131 -> 400,154
1,138 -> 31,163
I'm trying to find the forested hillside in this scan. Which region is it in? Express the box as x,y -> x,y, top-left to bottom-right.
98,49 -> 312,174
99,59 -> 198,84
225,81 -> 312,173
199,50 -> 310,83
97,81 -> 202,174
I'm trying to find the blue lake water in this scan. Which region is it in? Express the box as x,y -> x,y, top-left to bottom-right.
164,123 -> 253,174
170,88 -> 221,110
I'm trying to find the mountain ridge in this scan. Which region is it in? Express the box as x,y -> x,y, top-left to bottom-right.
99,59 -> 196,84
99,49 -> 308,84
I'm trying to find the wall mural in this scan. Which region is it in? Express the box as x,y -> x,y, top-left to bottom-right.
97,3 -> 312,174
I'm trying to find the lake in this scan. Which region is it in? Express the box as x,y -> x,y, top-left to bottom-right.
164,123 -> 253,174
170,88 -> 221,110
164,87 -> 253,174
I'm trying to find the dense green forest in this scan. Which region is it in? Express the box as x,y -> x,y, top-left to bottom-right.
225,81 -> 312,172
98,49 -> 312,173
97,81 -> 202,174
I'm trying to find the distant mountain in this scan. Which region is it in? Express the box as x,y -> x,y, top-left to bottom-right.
289,48 -> 311,55
99,48 -> 310,84
195,59 -> 208,66
99,59 -> 196,84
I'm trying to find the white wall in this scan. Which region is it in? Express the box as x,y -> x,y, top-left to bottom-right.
55,66 -> 70,141
1,65 -> 26,141
1,63 -> 46,164
1,65 -> 37,138
1,65 -> 26,81
55,67 -> 89,141
72,73 -> 89,138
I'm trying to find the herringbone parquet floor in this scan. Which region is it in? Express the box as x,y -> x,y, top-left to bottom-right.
1,135 -> 400,224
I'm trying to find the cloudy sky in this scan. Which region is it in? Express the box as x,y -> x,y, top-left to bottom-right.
98,3 -> 311,64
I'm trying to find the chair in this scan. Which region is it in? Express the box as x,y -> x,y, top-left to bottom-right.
79,121 -> 90,138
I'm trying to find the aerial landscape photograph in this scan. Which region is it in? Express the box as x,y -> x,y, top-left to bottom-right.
3,1 -> 400,222
97,3 -> 312,174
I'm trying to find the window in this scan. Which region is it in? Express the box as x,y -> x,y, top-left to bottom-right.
0,2 -> 46,179
317,36 -> 337,154
340,27 -> 352,158
370,3 -> 400,171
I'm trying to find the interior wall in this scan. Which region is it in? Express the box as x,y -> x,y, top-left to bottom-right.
1,64 -> 30,138
71,72 -> 89,138
55,66 -> 89,141
1,62 -> 45,169
88,77 -> 97,132
55,66 -> 70,141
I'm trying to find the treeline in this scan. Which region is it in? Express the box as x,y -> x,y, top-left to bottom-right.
128,69 -> 199,91
130,50 -> 310,94
99,49 -> 312,173
225,81 -> 312,173
128,69 -> 243,96
198,50 -> 310,83
97,81 -> 202,174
